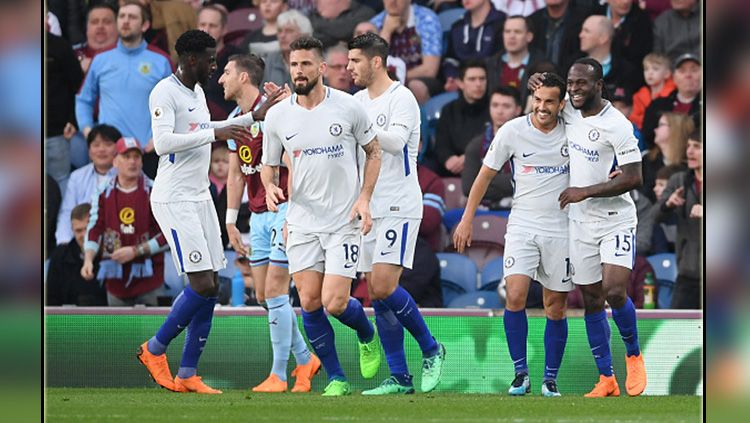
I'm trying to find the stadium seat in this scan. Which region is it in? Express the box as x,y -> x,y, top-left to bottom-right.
456,215 -> 507,269
436,252 -> 478,305
438,8 -> 465,33
422,91 -> 459,147
479,256 -> 504,291
224,8 -> 262,46
647,253 -> 677,309
448,291 -> 503,309
443,177 -> 466,209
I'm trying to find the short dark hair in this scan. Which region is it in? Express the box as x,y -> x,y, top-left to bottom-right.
539,72 -> 566,101
490,86 -> 521,106
348,32 -> 389,64
175,29 -> 217,57
688,129 -> 702,143
87,2 -> 117,22
572,57 -> 604,82
87,124 -> 121,147
505,15 -> 534,34
459,58 -> 487,80
228,53 -> 265,87
656,164 -> 683,180
290,36 -> 324,58
70,203 -> 91,222
120,0 -> 150,24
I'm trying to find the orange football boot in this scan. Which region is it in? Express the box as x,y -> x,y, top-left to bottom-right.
174,376 -> 223,394
584,374 -> 620,398
625,353 -> 647,396
252,374 -> 288,393
291,354 -> 322,393
136,341 -> 176,391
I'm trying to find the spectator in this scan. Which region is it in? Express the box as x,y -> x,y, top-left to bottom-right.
594,0 -> 653,74
73,2 -> 118,75
641,52 -> 701,149
46,30 -> 85,195
610,85 -> 644,150
353,21 -> 407,84
48,0 -> 87,45
648,164 -> 682,254
46,175 -> 63,256
198,4 -> 246,120
637,0 -> 672,21
492,0 -> 545,16
76,0 -> 172,179
462,86 -> 522,208
443,0 -> 506,86
324,45 -> 357,93
653,0 -> 699,60
262,9 -> 313,86
56,124 -> 120,245
148,0 -> 199,63
209,142 -> 232,248
434,59 -> 490,176
641,112 -> 692,202
46,203 -> 109,306
527,0 -> 591,72
577,15 -> 640,97
417,162 -> 447,252
310,0 -> 375,48
486,15 -> 547,108
212,0 -> 245,13
371,0 -> 442,103
629,52 -> 675,129
288,0 -> 316,16
81,137 -> 167,306
657,131 -> 702,309
243,0 -> 288,58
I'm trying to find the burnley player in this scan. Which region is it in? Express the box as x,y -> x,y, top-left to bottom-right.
454,73 -> 572,397
219,53 -> 321,393
262,36 -> 382,396
347,32 -> 446,395
138,30 -> 280,394
530,59 -> 647,397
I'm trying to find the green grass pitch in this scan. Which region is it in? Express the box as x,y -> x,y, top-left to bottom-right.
45,388 -> 701,422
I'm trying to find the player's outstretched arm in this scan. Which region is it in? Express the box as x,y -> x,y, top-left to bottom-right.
351,138 -> 382,235
559,162 -> 643,209
226,153 -> 249,257
453,164 -> 498,253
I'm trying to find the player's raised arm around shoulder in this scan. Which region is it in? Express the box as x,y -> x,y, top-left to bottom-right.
150,85 -> 214,155
375,92 -> 419,155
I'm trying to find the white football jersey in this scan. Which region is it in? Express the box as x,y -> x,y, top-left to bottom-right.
483,114 -> 569,238
149,74 -> 214,203
561,100 -> 641,223
262,87 -> 376,233
354,81 -> 422,219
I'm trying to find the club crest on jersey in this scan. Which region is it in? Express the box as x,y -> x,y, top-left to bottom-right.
329,123 -> 342,136
119,207 -> 135,234
238,145 -> 253,163
504,256 -> 515,268
376,113 -> 387,127
561,145 -> 569,157
189,250 -> 202,263
153,107 -> 163,120
250,122 -> 260,138
138,62 -> 152,75
588,128 -> 600,142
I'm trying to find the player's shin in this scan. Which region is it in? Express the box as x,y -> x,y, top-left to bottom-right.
504,308 -> 529,375
611,297 -> 641,357
149,285 -> 210,355
381,286 -> 438,357
584,310 -> 613,376
178,294 -> 217,378
373,300 -> 411,386
544,318 -> 568,381
267,294 -> 293,381
302,307 -> 345,381
332,297 -> 375,343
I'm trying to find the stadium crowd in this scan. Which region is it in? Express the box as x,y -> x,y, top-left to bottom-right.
45,0 -> 701,309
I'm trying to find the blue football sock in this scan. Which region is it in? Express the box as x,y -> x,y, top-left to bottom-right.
288,304 -> 311,366
584,310 -> 613,377
504,309 -> 528,375
381,286 -> 438,357
544,318 -> 568,381
179,294 -> 216,373
373,300 -> 411,384
612,297 -> 641,357
302,307 -> 345,381
332,297 -> 374,343
149,285 -> 208,355
267,294 -> 293,381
